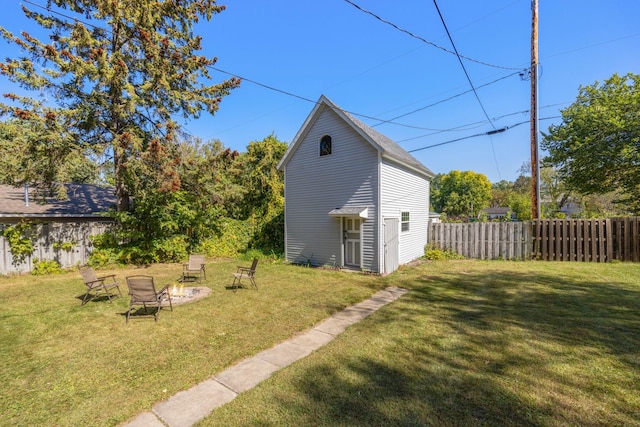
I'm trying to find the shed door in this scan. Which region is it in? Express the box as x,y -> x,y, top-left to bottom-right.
343,218 -> 361,267
384,218 -> 399,274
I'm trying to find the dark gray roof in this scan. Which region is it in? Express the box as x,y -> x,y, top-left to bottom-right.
341,107 -> 435,178
0,183 -> 116,217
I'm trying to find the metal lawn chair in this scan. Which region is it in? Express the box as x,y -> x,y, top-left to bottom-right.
182,254 -> 206,283
78,265 -> 122,305
231,258 -> 258,291
125,275 -> 173,323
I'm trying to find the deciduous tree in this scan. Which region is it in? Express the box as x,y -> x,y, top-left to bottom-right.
430,170 -> 492,220
542,73 -> 640,213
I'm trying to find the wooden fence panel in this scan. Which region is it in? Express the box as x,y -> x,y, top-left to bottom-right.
431,218 -> 640,262
531,219 -> 612,262
611,217 -> 640,261
0,220 -> 113,275
430,221 -> 531,260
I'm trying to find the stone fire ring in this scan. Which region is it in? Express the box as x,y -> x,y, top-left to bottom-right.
163,286 -> 212,306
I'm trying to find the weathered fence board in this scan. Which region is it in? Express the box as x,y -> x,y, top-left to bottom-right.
429,221 -> 531,260
431,217 -> 640,262
0,220 -> 113,275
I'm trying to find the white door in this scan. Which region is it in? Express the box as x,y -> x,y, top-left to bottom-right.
343,218 -> 361,267
384,218 -> 399,274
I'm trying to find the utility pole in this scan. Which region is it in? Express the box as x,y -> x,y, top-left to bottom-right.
530,0 -> 540,219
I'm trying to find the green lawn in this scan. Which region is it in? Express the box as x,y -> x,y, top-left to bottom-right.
1,259 -> 639,426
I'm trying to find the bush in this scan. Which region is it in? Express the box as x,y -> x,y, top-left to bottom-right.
424,244 -> 465,261
31,258 -> 65,275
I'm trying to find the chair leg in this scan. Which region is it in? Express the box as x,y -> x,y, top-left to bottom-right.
250,276 -> 258,290
102,285 -> 115,303
81,290 -> 92,305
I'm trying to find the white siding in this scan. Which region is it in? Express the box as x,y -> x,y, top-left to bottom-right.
380,159 -> 430,265
284,106 -> 379,270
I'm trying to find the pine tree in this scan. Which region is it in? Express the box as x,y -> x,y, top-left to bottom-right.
0,1 -> 239,211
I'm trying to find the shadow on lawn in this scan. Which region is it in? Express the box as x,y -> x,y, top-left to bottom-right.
278,267 -> 640,426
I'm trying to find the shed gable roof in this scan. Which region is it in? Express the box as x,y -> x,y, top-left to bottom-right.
277,95 -> 434,179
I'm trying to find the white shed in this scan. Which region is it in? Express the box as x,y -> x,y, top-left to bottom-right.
277,95 -> 435,274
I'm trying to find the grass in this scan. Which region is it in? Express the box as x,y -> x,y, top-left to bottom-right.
0,258 -> 384,426
197,260 -> 640,426
1,259 -> 639,426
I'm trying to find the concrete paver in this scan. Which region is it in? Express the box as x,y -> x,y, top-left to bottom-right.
214,356 -> 281,393
153,379 -> 237,427
255,340 -> 314,367
121,286 -> 408,427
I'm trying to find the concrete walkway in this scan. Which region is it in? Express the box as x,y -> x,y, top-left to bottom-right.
123,287 -> 408,427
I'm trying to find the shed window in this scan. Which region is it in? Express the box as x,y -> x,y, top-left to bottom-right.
320,135 -> 332,156
401,211 -> 410,232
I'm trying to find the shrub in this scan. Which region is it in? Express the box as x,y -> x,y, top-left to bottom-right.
1,221 -> 35,265
424,244 -> 465,261
31,258 -> 64,275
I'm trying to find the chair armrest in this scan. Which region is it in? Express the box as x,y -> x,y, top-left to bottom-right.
97,274 -> 117,282
157,285 -> 171,300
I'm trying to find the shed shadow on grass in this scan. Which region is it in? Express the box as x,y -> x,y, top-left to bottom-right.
269,267 -> 640,426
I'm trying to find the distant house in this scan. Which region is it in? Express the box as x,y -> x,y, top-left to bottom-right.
481,207 -> 516,221
277,95 -> 435,274
0,183 -> 116,274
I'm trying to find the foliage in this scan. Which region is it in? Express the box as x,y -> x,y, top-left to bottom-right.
0,1 -> 240,212
0,117 -> 99,192
506,192 -> 532,221
53,241 -> 75,252
0,221 -> 34,265
31,258 -> 64,275
542,73 -> 640,214
235,134 -> 287,254
424,244 -> 465,260
579,192 -> 632,218
431,170 -> 492,219
83,134 -> 287,263
198,218 -> 254,258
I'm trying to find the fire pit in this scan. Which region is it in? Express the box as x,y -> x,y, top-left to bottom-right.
166,285 -> 212,306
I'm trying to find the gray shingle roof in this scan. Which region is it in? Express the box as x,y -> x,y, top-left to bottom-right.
340,107 -> 435,178
0,183 -> 116,217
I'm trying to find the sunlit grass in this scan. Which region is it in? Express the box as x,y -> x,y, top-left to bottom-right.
2,260 -> 639,426
198,260 -> 640,426
0,259 -> 384,426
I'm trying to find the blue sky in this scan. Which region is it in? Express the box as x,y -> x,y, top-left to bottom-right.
1,0 -> 639,183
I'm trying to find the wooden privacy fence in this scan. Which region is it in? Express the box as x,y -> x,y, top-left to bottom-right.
429,221 -> 531,260
0,220 -> 113,275
532,219 -> 609,262
430,217 -> 640,262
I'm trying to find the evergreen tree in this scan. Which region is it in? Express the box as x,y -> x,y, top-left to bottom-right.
0,1 -> 239,211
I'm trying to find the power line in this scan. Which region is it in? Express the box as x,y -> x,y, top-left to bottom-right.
14,1 -> 524,135
406,116 -> 561,153
343,0 -> 523,71
431,0 -> 501,178
372,71 -> 521,127
432,0 -> 497,130
9,0 -> 562,158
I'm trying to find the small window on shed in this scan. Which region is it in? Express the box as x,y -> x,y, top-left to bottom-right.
401,211 -> 410,232
320,135 -> 332,156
